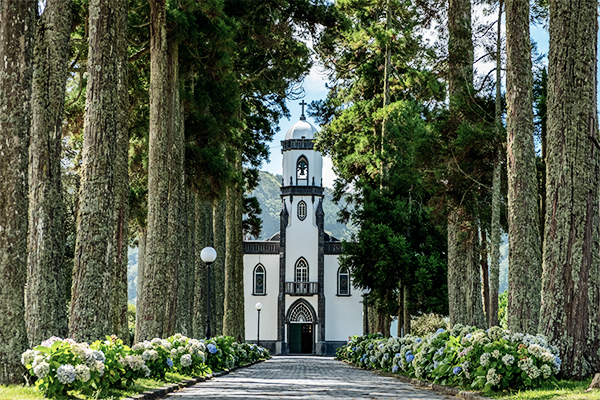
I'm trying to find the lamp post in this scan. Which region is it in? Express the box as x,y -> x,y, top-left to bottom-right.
201,247 -> 217,339
362,288 -> 371,335
255,302 -> 263,347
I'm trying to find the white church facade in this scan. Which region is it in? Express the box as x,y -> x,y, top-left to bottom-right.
242,109 -> 363,355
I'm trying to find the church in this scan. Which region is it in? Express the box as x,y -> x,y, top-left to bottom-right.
242,107 -> 363,355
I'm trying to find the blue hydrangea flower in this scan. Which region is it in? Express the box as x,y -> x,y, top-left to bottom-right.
392,365 -> 399,373
466,333 -> 472,339
406,350 -> 412,355
415,338 -> 422,344
453,366 -> 462,374
395,353 -> 401,358
436,328 -> 445,334
406,354 -> 414,363
353,347 -> 357,351
207,344 -> 217,354
436,348 -> 444,356
166,358 -> 173,368
434,361 -> 439,369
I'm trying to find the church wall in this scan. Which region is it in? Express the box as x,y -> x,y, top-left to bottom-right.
324,255 -> 363,341
284,196 -> 319,282
243,254 -> 279,342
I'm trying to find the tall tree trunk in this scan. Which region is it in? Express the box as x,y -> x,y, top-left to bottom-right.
446,0 -> 485,329
212,198 -> 226,336
489,2 -> 502,328
223,184 -> 236,338
26,0 -> 71,346
176,189 -> 194,336
69,0 -> 126,342
234,168 -> 246,341
136,0 -> 169,342
396,280 -> 403,337
163,38 -> 182,338
447,210 -> 486,327
403,285 -> 410,336
110,0 -> 129,341
540,0 -> 600,378
0,0 -> 34,384
506,0 -> 541,335
367,304 -> 378,334
480,229 -> 490,324
193,198 -> 212,338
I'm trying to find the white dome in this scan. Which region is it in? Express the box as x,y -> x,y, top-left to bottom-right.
284,119 -> 318,140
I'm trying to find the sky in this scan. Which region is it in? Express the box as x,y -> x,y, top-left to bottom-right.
259,14 -> 553,190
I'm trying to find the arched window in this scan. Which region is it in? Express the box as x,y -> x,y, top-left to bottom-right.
295,258 -> 308,282
297,201 -> 307,221
253,264 -> 265,295
338,266 -> 350,295
296,156 -> 308,181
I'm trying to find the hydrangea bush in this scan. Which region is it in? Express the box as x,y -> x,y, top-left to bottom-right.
22,334 -> 269,398
337,325 -> 560,392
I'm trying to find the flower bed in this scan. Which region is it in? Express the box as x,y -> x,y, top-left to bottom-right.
21,334 -> 269,398
337,325 -> 561,392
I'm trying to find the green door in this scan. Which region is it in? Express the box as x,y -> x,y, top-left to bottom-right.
289,324 -> 301,353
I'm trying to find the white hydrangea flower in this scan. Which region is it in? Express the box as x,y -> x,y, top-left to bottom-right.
178,346 -> 186,354
32,354 -> 47,368
142,364 -> 151,377
486,368 -> 501,386
33,362 -> 50,379
180,354 -> 192,367
491,350 -> 501,359
161,340 -> 172,350
56,364 -> 77,384
540,364 -> 552,379
75,364 -> 91,382
170,348 -> 178,358
502,354 -> 515,366
151,338 -> 162,345
21,349 -> 38,366
480,353 -> 491,367
124,355 -> 145,371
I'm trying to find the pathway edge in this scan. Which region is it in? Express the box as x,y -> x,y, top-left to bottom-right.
122,358 -> 270,400
341,359 -> 492,400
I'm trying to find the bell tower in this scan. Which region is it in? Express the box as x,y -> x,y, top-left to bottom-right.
277,102 -> 326,354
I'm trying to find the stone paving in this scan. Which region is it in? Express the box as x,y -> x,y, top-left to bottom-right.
166,356 -> 455,399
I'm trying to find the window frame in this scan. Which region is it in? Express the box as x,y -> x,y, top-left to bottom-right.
253,264 -> 266,296
296,155 -> 309,182
297,200 -> 307,221
295,257 -> 309,282
337,266 -> 351,296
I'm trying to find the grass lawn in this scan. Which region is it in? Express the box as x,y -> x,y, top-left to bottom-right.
487,378 -> 600,400
0,372 -> 196,400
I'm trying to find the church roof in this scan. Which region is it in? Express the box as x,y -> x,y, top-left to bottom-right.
265,230 -> 340,243
284,119 -> 318,140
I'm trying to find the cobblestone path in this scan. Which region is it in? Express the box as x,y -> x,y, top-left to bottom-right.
167,356 -> 454,399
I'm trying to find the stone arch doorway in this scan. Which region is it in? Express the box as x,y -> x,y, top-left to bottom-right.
286,299 -> 317,354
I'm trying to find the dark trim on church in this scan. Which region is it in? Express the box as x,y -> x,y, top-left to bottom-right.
280,185 -> 324,197
281,139 -> 315,151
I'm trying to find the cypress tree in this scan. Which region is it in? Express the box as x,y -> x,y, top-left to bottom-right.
505,0 -> 541,334
540,0 -> 600,378
0,0 -> 35,384
26,0 -> 71,345
193,198 -> 213,338
212,197 -> 226,336
69,0 -> 127,342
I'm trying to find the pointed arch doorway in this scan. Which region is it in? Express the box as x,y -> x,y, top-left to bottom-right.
286,299 -> 316,354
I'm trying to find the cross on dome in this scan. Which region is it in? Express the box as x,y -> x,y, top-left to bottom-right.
300,100 -> 307,120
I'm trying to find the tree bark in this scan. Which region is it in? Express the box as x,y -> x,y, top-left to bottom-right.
480,229 -> 490,325
223,184 -> 237,339
540,0 -> 600,378
176,189 -> 194,336
234,170 -> 246,342
69,0 -> 126,342
110,0 -> 129,341
447,209 -> 486,328
506,0 -> 541,335
490,3 -> 502,327
403,285 -> 411,336
446,0 -> 485,329
163,38 -> 182,338
212,198 -> 226,336
26,0 -> 71,346
136,0 -> 169,342
397,280 -> 403,337
0,0 -> 34,384
193,198 -> 213,338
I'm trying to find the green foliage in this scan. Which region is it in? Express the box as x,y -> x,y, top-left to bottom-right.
498,291 -> 508,330
411,314 -> 449,338
337,326 -> 561,392
21,334 -> 269,398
